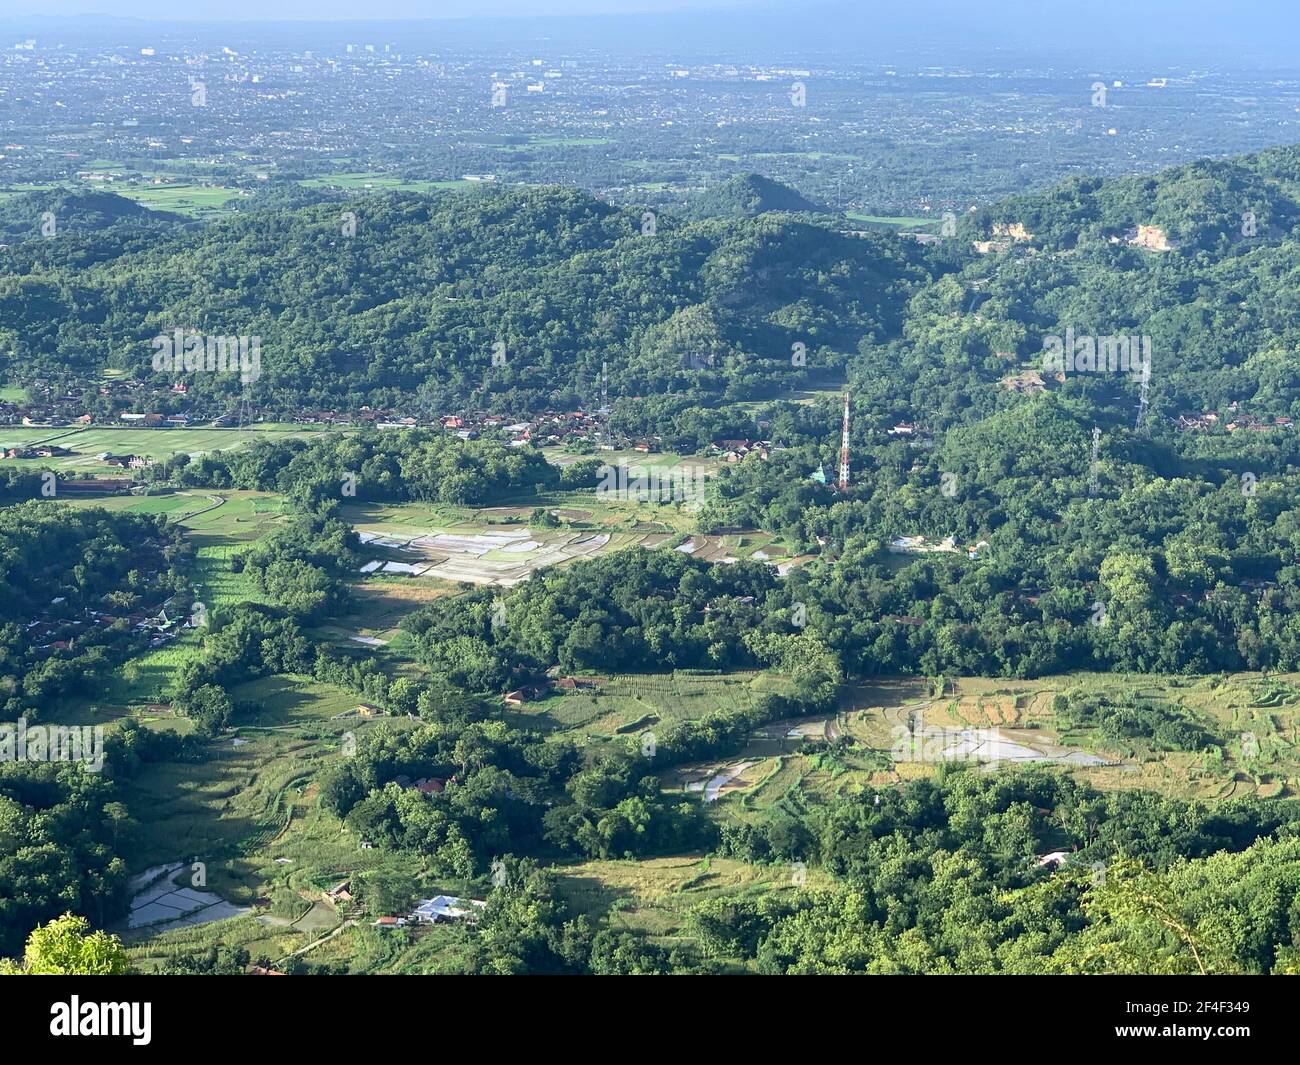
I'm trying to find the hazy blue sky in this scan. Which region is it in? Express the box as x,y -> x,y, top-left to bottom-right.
4,1 -> 1300,68
1,0 -> 749,17
0,0 -> 1290,33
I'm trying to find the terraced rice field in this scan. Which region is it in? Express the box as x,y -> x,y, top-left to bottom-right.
354,526 -> 670,585
553,854 -> 833,962
517,670 -> 790,738
348,506 -> 798,588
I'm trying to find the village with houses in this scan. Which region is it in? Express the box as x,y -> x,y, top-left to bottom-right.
0,373 -> 788,467
22,547 -> 194,658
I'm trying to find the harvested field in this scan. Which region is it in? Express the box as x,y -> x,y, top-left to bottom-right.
347,501 -> 789,588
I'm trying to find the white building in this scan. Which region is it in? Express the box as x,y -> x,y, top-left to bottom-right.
411,895 -> 486,924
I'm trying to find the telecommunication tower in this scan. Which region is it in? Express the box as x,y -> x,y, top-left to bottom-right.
838,392 -> 851,490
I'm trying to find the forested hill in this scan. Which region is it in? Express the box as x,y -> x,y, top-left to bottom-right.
0,189 -> 186,239
964,143 -> 1300,252
685,173 -> 832,219
0,184 -> 928,413
862,142 -> 1300,439
689,143 -> 1300,679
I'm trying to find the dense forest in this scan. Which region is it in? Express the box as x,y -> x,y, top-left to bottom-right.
713,769 -> 1300,975
177,429 -> 560,509
0,185 -> 928,413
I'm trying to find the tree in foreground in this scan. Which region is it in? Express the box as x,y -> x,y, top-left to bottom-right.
0,913 -> 131,975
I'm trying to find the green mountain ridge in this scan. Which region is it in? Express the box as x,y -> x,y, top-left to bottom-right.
0,183 -> 925,412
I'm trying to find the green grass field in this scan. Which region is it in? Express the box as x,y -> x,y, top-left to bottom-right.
496,136 -> 613,151
506,670 -> 792,737
847,210 -> 939,229
113,183 -> 244,218
0,427 -> 81,449
0,425 -> 316,471
299,172 -> 474,193
0,182 -> 60,204
552,853 -> 832,968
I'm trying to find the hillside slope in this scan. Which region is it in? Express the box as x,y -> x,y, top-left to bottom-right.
0,184 -> 927,412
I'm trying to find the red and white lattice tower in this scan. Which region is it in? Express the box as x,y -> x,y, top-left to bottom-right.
838,392 -> 851,491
